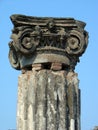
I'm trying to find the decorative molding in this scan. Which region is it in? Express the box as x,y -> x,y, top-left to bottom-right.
9,14 -> 88,71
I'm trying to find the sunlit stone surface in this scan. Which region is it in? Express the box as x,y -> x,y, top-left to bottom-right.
8,14 -> 88,130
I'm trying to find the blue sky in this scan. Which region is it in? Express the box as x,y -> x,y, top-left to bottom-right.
0,0 -> 98,130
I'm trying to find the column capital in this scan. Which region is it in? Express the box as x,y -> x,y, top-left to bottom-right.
9,14 -> 88,71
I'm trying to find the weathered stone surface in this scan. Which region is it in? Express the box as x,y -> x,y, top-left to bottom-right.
93,126 -> 98,130
17,70 -> 80,130
9,14 -> 88,71
67,72 -> 80,130
8,14 -> 89,130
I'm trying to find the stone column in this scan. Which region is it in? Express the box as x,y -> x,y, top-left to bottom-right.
8,14 -> 88,130
93,126 -> 98,130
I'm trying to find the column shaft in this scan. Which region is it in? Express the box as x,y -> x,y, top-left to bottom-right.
17,70 -> 80,130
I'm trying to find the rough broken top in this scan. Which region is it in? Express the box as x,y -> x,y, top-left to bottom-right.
9,14 -> 88,71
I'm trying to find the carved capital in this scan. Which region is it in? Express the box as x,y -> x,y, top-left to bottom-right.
9,14 -> 88,71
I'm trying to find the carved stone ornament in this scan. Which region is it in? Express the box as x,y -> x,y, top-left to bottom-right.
9,14 -> 88,71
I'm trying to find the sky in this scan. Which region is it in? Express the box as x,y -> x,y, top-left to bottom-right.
0,0 -> 98,130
